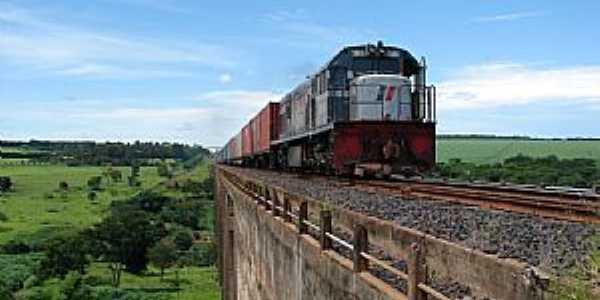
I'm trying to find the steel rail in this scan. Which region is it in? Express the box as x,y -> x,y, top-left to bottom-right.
344,179 -> 600,224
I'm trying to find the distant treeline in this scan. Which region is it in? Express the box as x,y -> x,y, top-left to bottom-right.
437,134 -> 600,141
434,154 -> 600,188
0,140 -> 211,166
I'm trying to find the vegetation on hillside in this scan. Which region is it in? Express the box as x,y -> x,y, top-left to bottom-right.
0,143 -> 219,299
434,154 -> 600,188
0,166 -> 218,299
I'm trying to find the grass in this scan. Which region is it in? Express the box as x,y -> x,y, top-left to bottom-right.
86,263 -> 221,300
0,165 -> 161,244
437,138 -> 600,164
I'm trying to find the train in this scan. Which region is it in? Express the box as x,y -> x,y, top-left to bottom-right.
216,42 -> 436,176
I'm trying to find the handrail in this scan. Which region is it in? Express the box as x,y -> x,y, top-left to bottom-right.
220,168 -> 451,300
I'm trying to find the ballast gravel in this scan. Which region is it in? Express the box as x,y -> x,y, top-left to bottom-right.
231,167 -> 599,273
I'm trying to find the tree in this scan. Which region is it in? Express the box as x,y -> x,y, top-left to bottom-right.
37,235 -> 90,279
59,181 -> 69,191
0,282 -> 14,300
109,169 -> 122,183
0,211 -> 8,222
0,176 -> 12,192
127,176 -> 140,187
180,242 -> 217,267
58,272 -> 93,300
157,163 -> 172,178
148,238 -> 178,279
87,176 -> 102,191
88,208 -> 166,287
87,192 -> 97,202
131,164 -> 141,177
171,227 -> 193,251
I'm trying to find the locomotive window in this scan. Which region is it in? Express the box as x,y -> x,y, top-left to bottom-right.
376,85 -> 385,101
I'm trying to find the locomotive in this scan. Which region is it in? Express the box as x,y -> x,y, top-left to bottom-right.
216,42 -> 436,176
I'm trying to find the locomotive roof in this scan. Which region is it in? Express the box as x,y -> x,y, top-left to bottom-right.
321,42 -> 421,76
278,42 -> 422,105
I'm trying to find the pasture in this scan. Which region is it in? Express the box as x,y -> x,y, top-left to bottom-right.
0,165 -> 161,244
87,264 -> 220,300
437,138 -> 600,164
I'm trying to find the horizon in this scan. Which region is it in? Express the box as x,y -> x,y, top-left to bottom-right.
2,133 -> 600,147
1,1 -> 599,144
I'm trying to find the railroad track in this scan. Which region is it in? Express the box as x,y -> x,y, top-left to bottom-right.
329,176 -> 600,224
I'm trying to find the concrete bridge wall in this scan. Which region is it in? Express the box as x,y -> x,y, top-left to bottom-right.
215,166 -> 548,300
215,168 -> 406,300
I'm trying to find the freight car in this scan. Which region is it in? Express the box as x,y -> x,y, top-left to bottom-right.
217,41 -> 436,176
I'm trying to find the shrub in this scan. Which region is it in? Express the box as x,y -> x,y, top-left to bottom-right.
2,240 -> 31,254
0,177 -> 12,193
88,192 -> 97,202
87,176 -> 103,191
58,181 -> 69,191
0,211 -> 8,222
170,226 -> 193,251
180,243 -> 217,267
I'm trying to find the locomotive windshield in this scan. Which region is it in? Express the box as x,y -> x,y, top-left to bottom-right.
349,75 -> 412,121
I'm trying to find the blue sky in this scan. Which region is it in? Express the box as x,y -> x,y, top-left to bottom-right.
1,0 -> 599,145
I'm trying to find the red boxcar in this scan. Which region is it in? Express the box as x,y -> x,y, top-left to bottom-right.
254,102 -> 280,154
241,123 -> 253,157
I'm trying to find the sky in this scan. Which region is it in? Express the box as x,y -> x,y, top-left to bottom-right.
1,0 -> 599,146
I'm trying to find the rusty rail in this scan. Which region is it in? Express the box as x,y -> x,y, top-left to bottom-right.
354,179 -> 600,223
221,168 -> 450,300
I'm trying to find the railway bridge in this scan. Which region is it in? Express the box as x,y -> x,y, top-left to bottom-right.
214,165 -> 563,300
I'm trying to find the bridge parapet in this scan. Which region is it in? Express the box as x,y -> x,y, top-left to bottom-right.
216,166 -> 549,300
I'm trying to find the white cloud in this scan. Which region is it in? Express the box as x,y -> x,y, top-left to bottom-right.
219,73 -> 232,84
0,3 -> 235,78
472,11 -> 547,23
0,90 -> 284,145
58,64 -> 191,79
437,63 -> 600,111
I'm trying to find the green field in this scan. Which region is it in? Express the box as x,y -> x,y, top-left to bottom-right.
437,138 -> 600,164
0,161 -> 220,299
0,165 -> 161,244
87,264 -> 220,300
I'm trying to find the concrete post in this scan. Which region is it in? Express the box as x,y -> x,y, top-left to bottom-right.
298,202 -> 308,234
408,242 -> 425,300
283,195 -> 292,222
320,210 -> 332,250
273,189 -> 281,217
264,186 -> 272,211
353,225 -> 368,272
